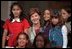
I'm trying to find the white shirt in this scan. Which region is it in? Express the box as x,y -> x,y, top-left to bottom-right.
61,25 -> 68,48
28,26 -> 36,44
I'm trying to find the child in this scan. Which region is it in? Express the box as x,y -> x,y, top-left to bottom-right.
2,2 -> 30,48
61,8 -> 71,48
49,9 -> 63,48
33,32 -> 51,48
42,9 -> 52,40
15,32 -> 32,48
61,8 -> 71,34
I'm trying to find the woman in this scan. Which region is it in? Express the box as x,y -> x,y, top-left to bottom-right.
28,8 -> 43,44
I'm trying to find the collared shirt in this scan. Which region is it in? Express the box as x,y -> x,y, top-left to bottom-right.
11,18 -> 20,23
3,18 -> 30,47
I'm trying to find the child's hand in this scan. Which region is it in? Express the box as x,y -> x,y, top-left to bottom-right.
6,36 -> 9,40
6,35 -> 10,40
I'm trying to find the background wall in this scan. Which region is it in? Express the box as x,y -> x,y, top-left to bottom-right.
18,1 -> 71,16
1,1 -> 71,21
1,1 -> 17,21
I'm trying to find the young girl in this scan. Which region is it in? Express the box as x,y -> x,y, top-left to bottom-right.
49,9 -> 64,48
33,32 -> 51,48
15,32 -> 32,48
61,8 -> 71,34
42,9 -> 52,40
28,8 -> 43,44
61,8 -> 71,23
2,2 -> 30,48
61,8 -> 71,48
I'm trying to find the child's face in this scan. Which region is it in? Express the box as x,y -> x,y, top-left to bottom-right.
17,34 -> 28,47
43,10 -> 51,21
52,17 -> 59,25
12,5 -> 22,18
61,9 -> 70,20
31,13 -> 40,24
36,35 -> 44,48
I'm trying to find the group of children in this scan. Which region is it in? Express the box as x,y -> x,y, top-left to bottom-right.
2,2 -> 71,48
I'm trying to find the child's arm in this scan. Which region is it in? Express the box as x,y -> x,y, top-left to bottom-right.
23,19 -> 30,34
2,29 -> 8,48
24,28 -> 30,35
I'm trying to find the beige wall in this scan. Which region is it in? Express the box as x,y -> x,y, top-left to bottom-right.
1,1 -> 17,21
1,1 -> 71,21
1,1 -> 9,21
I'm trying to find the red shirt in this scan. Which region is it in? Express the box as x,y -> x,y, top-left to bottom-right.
3,18 -> 30,47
